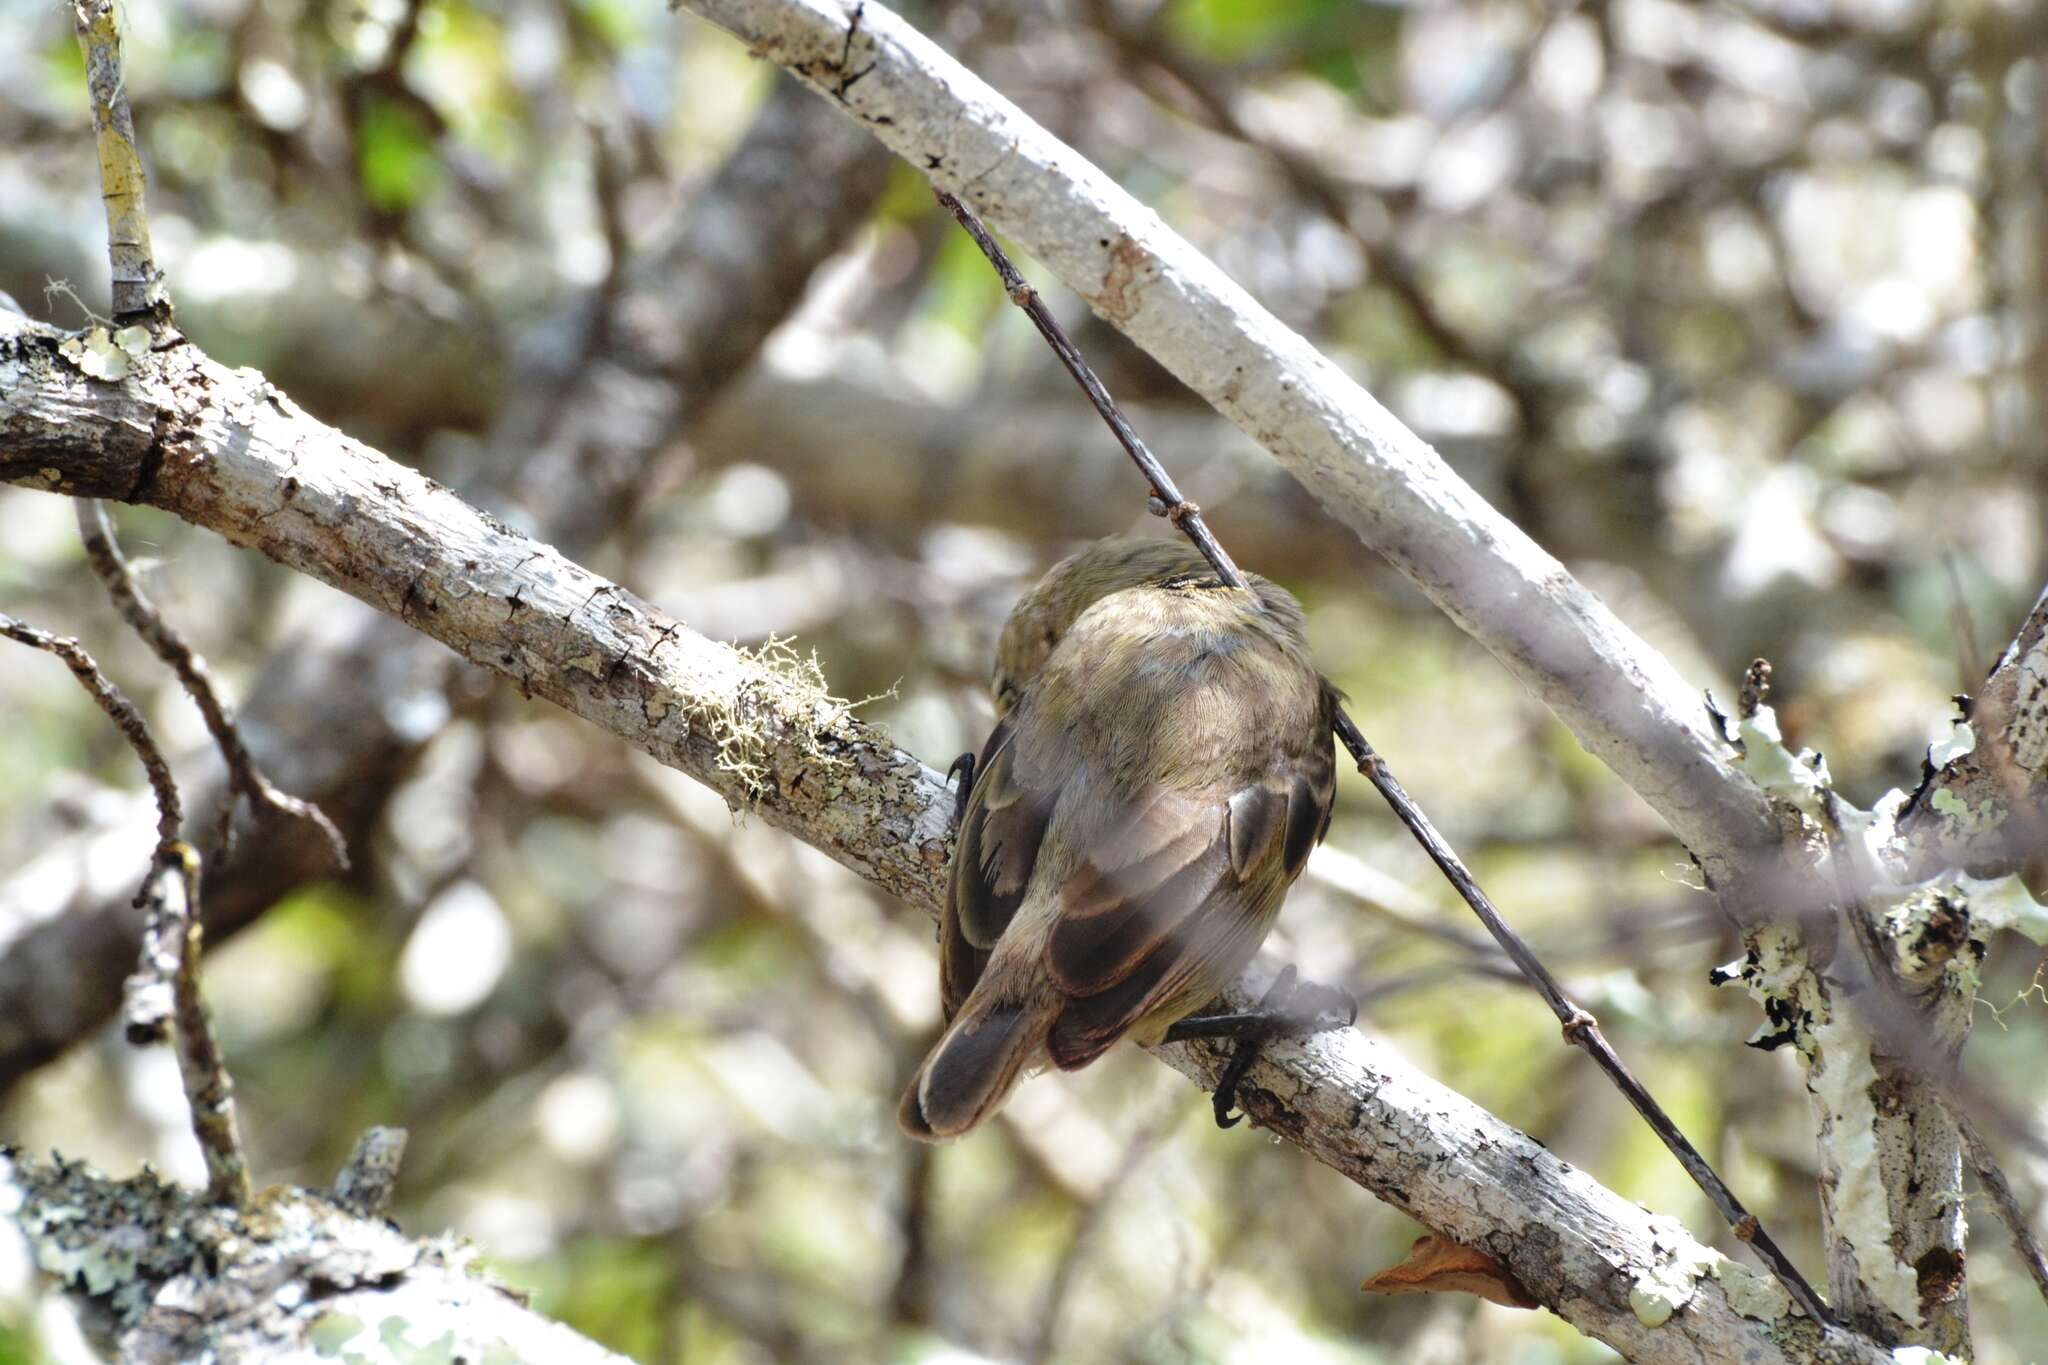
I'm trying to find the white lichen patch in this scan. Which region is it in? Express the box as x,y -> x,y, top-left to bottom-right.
309,1308 -> 533,1364
1627,1217 -> 1716,1327
57,326 -> 134,381
1807,1010 -> 1922,1327
1927,722 -> 1975,769
1891,1349 -> 1966,1365
1734,706 -> 1829,819
1721,921 -> 1828,1052
1709,1254 -> 1792,1320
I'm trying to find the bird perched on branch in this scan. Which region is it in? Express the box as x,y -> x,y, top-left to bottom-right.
900,537 -> 1349,1141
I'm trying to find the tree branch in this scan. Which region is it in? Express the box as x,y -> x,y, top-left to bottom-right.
1898,583 -> 2048,885
0,319 -> 1889,1362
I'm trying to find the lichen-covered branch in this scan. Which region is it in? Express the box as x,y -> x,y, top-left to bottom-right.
0,318 -> 1891,1363
2,1150 -> 632,1364
2,317 -> 956,907
668,0 -> 1787,899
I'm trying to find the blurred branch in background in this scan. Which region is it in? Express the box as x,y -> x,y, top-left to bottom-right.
0,613 -> 251,1205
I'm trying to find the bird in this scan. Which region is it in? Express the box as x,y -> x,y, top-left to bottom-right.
899,536 -> 1345,1141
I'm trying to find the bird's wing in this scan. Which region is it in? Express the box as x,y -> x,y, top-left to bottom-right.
940,709 -> 1052,1019
1040,741 -> 1333,1070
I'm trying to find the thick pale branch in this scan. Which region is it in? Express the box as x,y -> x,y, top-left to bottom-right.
670,0 -> 1785,895
2,322 -> 955,904
0,321 -> 1885,1363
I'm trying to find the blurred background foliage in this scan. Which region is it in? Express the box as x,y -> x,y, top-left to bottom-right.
1,0 -> 2045,1359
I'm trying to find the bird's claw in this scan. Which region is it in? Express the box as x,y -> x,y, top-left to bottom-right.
1196,966 -> 1359,1129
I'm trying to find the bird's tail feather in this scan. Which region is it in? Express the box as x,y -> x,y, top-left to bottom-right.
899,997 -> 1050,1141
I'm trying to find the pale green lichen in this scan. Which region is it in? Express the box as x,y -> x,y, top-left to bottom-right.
680,635 -> 884,806
312,1313 -> 370,1356
1627,1219 -> 1716,1327
58,325 -> 134,381
1808,1010 -> 1922,1327
565,653 -> 605,677
1891,1349 -> 1966,1365
1710,1254 -> 1792,1320
1929,785 -> 2002,835
1721,921 -> 1829,1053
378,1314 -> 460,1365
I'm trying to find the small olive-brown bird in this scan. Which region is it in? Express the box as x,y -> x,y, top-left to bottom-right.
899,537 -> 1339,1141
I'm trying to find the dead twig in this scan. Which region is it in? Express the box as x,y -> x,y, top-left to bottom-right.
935,187 -> 1833,1328
126,843 -> 253,1206
77,500 -> 348,867
0,613 -> 251,1205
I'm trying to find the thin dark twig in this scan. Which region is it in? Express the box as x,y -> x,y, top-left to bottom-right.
933,192 -> 1246,591
935,188 -> 1834,1327
0,613 -> 250,1204
77,500 -> 349,868
126,844 -> 253,1206
1958,1111 -> 2048,1310
0,611 -> 181,852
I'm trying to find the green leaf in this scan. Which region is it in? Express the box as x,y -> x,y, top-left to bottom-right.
357,97 -> 441,214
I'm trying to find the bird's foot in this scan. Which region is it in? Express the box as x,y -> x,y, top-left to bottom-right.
1162,966 -> 1357,1128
